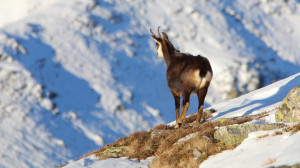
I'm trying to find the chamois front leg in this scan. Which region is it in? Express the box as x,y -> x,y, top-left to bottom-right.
171,91 -> 181,122
194,83 -> 209,127
176,90 -> 191,128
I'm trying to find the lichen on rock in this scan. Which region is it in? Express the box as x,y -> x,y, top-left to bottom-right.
101,147 -> 127,158
276,86 -> 300,123
214,123 -> 286,147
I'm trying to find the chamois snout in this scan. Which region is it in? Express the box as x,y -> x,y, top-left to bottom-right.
150,27 -> 164,58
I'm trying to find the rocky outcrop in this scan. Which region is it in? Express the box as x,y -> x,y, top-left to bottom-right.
175,132 -> 202,145
269,163 -> 300,168
215,112 -> 268,125
214,123 -> 286,147
101,147 -> 127,158
276,87 -> 300,123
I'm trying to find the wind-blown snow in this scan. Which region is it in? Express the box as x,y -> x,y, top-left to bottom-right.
0,0 -> 299,167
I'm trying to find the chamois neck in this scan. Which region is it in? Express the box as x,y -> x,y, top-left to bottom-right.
161,41 -> 174,67
162,49 -> 172,68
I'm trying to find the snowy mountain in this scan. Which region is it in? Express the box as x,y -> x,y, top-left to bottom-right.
0,0 -> 299,167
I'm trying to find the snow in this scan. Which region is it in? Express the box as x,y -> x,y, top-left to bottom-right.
200,131 -> 300,168
0,0 -> 59,27
200,73 -> 300,168
211,72 -> 300,119
64,155 -> 155,168
0,0 -> 299,167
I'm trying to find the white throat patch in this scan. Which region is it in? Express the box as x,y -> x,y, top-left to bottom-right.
157,45 -> 164,58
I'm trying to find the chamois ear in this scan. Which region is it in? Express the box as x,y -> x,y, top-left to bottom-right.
162,32 -> 169,40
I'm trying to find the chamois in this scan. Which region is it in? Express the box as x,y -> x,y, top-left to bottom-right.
150,27 -> 213,128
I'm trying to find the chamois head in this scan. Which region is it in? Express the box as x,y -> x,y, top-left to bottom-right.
150,27 -> 177,58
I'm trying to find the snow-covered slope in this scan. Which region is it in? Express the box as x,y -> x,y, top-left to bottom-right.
201,73 -> 300,168
0,0 -> 299,167
64,73 -> 300,168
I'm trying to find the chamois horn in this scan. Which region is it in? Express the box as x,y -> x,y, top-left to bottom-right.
150,28 -> 156,37
150,26 -> 162,38
157,26 -> 161,38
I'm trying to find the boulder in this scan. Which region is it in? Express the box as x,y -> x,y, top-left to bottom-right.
215,112 -> 268,125
214,123 -> 286,147
101,147 -> 127,158
269,163 -> 300,168
276,87 -> 300,123
175,132 -> 201,145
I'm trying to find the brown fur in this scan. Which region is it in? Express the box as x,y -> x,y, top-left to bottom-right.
151,27 -> 213,128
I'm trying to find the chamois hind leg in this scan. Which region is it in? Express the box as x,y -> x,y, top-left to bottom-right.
171,91 -> 181,123
194,83 -> 210,127
176,90 -> 191,128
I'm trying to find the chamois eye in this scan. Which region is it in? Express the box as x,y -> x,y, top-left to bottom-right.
156,43 -> 159,47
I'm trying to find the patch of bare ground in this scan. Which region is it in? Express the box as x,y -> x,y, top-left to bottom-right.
257,122 -> 300,140
262,158 -> 277,167
84,111 -> 269,168
257,134 -> 269,140
267,122 -> 300,139
272,131 -> 283,136
284,122 -> 300,134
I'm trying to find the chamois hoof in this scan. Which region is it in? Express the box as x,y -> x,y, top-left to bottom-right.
192,120 -> 206,128
174,122 -> 182,129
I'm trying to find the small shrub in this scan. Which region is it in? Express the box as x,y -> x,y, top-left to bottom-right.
262,158 -> 276,167
283,122 -> 300,134
153,124 -> 174,130
291,122 -> 300,134
257,134 -> 269,140
272,131 -> 283,136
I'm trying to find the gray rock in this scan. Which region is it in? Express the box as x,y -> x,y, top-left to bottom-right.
269,163 -> 300,168
175,132 -> 201,145
276,87 -> 300,123
101,147 -> 127,158
214,123 -> 286,147
193,149 -> 207,160
150,130 -> 169,139
215,112 -> 268,125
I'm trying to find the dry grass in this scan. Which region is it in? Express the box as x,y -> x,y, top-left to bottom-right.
293,122 -> 300,131
183,109 -> 214,125
283,122 -> 300,134
261,122 -> 300,138
150,128 -> 221,168
86,113 -> 257,168
262,158 -> 276,167
272,131 -> 283,136
290,122 -> 300,134
257,134 -> 269,140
